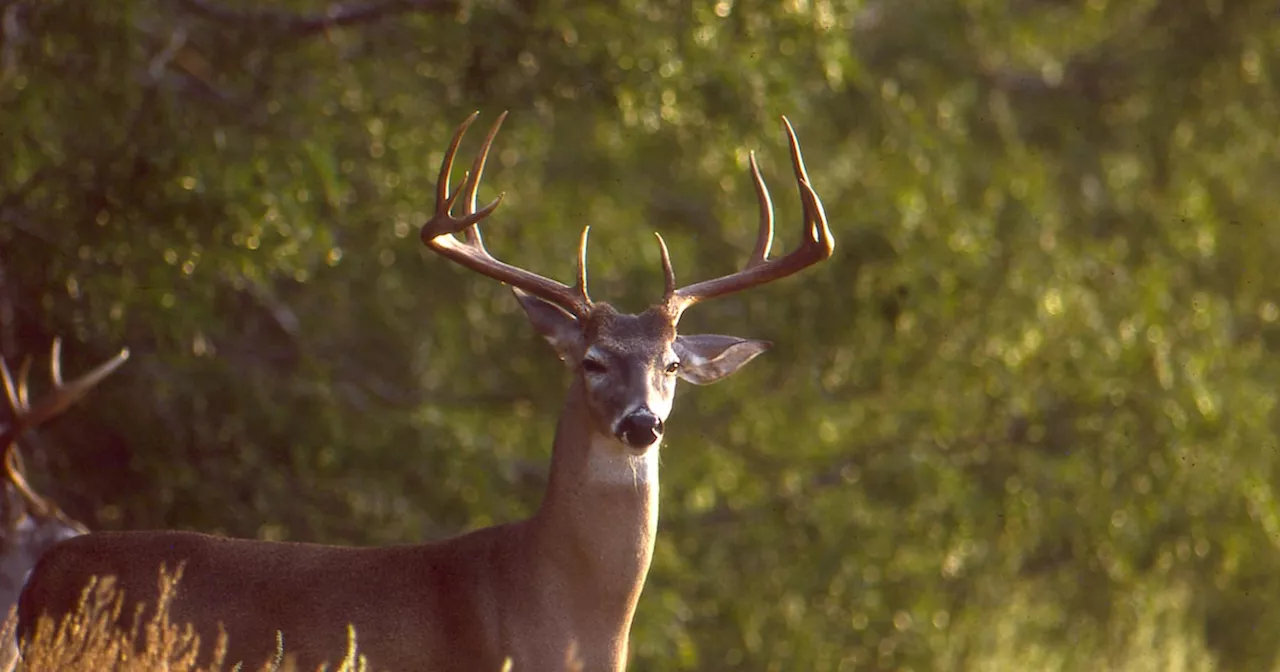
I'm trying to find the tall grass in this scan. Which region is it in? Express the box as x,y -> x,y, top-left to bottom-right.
4,564 -> 595,672
7,564 -> 368,672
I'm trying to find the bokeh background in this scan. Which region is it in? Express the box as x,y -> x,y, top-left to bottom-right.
3,0 -> 1280,669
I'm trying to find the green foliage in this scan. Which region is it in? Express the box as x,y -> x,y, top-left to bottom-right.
3,0 -> 1279,668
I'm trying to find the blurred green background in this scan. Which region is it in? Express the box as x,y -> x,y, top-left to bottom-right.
3,0 -> 1279,669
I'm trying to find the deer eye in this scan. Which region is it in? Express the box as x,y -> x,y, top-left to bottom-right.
664,361 -> 681,375
582,358 -> 607,374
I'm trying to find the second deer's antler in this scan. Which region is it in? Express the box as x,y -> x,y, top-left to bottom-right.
0,339 -> 129,519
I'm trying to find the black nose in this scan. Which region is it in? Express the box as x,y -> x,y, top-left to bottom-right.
617,411 -> 663,448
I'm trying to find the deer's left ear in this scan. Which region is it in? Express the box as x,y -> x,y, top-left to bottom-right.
513,288 -> 583,362
673,334 -> 771,385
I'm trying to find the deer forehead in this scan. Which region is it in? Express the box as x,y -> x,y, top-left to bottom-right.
583,305 -> 677,360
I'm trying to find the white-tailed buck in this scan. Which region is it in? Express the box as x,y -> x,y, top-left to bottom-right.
0,339 -> 128,669
18,112 -> 834,671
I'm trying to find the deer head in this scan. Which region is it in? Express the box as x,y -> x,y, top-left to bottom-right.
420,112 -> 833,453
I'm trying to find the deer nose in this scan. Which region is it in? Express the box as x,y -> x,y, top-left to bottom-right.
617,410 -> 663,449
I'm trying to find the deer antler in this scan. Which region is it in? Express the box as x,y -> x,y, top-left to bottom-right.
0,339 -> 129,518
420,111 -> 593,319
657,116 -> 835,321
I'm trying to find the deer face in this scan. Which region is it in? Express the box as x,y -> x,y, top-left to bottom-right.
515,291 -> 770,452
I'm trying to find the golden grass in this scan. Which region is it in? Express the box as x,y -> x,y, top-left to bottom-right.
7,564 -> 370,672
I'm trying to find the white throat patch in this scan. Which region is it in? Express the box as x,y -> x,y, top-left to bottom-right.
586,434 -> 660,487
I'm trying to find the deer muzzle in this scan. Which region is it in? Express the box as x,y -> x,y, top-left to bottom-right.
616,410 -> 663,449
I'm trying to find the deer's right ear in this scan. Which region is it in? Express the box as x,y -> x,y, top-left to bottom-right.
513,289 -> 584,362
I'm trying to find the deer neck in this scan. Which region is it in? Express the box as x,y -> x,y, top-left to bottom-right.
531,378 -> 659,612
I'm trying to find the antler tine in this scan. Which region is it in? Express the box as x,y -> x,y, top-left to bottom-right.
434,112 -> 473,222
420,112 -> 593,318
459,111 -> 509,250
655,233 -> 676,300
575,226 -> 592,305
5,441 -> 53,518
1,356 -> 20,415
50,338 -> 62,385
0,354 -> 37,515
15,358 -> 31,411
664,116 -> 835,320
745,151 -> 775,269
782,116 -> 833,248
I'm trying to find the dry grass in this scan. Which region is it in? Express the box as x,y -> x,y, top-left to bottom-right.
7,564 -> 369,672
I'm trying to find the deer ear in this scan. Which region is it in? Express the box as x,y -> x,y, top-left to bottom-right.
673,334 -> 771,385
513,288 -> 583,362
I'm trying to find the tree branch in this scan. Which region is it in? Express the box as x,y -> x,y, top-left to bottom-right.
175,0 -> 459,35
